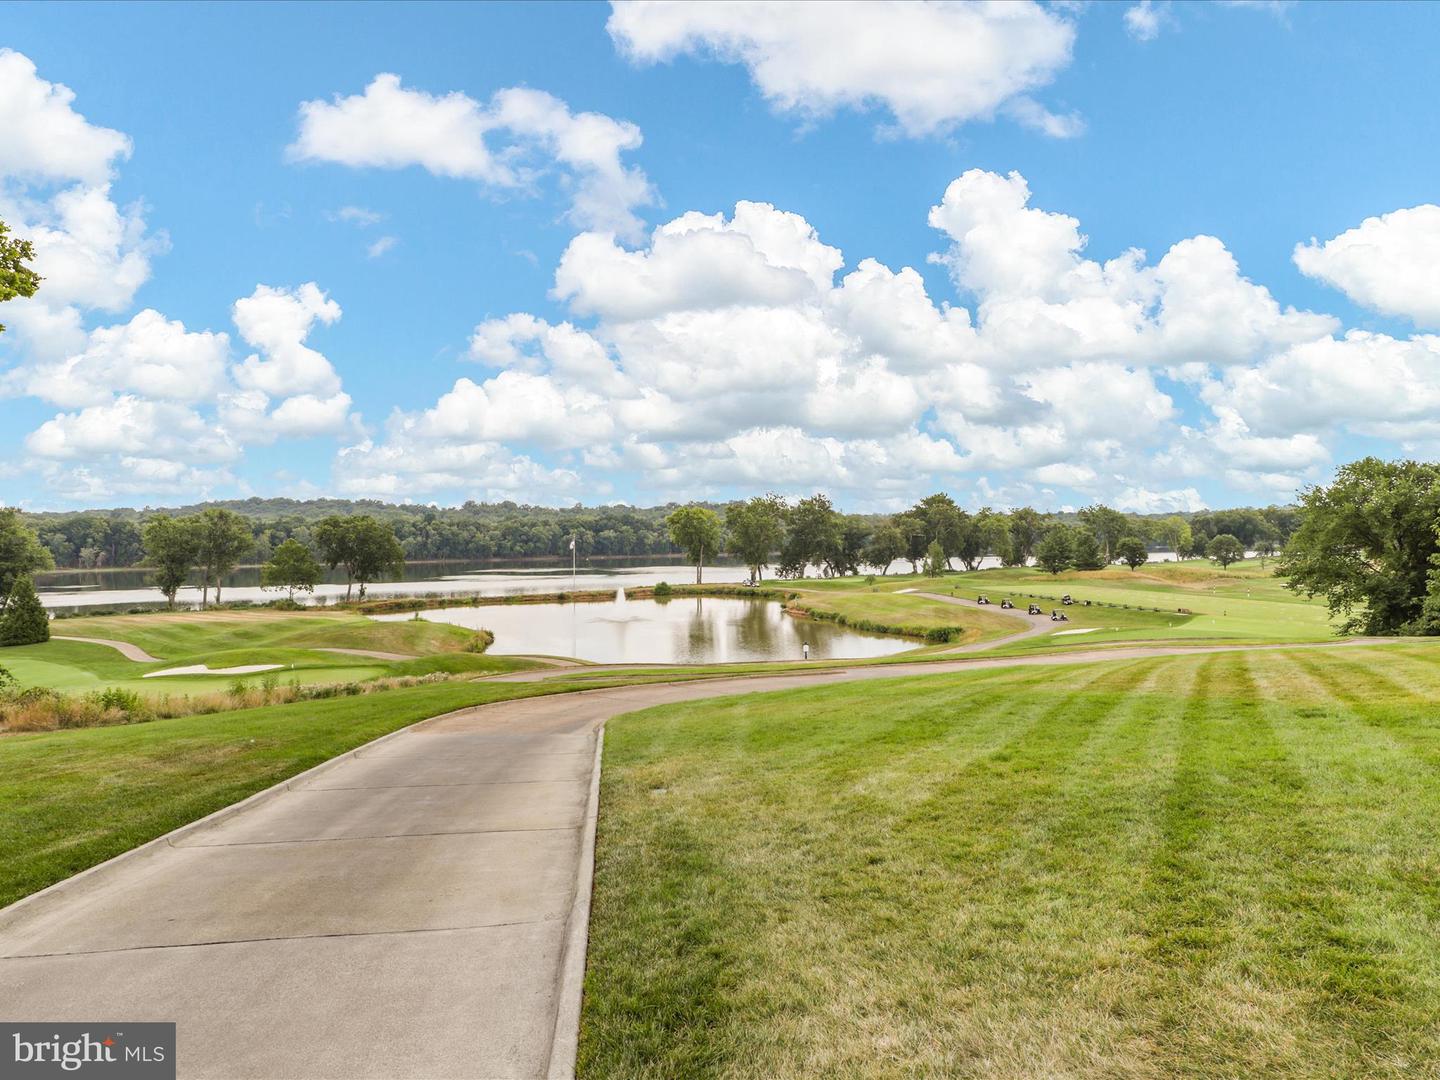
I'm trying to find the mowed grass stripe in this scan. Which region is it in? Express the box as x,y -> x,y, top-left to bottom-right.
882,661 -> 1185,1077
1264,653 -> 1440,1071
1288,651 -> 1440,768
587,662 -> 1179,1076
582,647 -> 1440,1079
1081,650 -> 1432,1075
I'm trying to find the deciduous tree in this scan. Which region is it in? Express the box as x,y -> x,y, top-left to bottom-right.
0,218 -> 41,335
780,495 -> 843,578
1116,536 -> 1149,571
143,515 -> 199,609
1078,504 -> 1129,562
1035,528 -> 1074,575
862,523 -> 906,575
922,540 -> 947,577
666,505 -> 723,585
193,508 -> 253,608
913,493 -> 965,568
1006,507 -> 1046,567
725,496 -> 786,585
1207,533 -> 1245,569
315,515 -> 406,600
1070,528 -> 1106,571
261,538 -> 323,601
0,508 -> 54,611
1157,515 -> 1192,560
1279,458 -> 1440,634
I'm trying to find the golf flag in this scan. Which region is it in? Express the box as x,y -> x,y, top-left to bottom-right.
569,538 -> 575,551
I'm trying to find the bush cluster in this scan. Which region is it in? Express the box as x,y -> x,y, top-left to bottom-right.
0,669 -> 471,734
464,629 -> 496,653
0,684 -> 154,731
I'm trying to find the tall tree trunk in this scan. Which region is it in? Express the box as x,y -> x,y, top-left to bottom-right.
696,543 -> 703,585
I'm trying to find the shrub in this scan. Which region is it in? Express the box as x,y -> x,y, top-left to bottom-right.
922,541 -> 947,578
464,629 -> 495,653
91,687 -> 147,713
653,581 -> 673,599
0,575 -> 50,646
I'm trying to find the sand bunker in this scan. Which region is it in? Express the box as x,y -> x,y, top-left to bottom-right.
142,664 -> 284,679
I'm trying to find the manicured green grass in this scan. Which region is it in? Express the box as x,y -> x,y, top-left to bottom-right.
0,674 -> 631,908
967,561 -> 1337,644
786,583 -> 1028,644
3,609 -> 527,696
772,562 -> 1335,650
51,607 -> 480,658
582,642 -> 1440,1078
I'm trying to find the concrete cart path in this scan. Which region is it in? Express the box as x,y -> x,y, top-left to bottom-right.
0,633 -> 1390,1079
51,634 -> 162,663
910,591 -> 1058,652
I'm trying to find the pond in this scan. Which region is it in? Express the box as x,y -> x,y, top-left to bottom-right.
373,594 -> 916,665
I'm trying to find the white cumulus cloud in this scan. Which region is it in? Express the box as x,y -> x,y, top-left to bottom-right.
289,74 -> 655,238
1294,205 -> 1440,329
5,309 -> 230,408
608,0 -> 1078,138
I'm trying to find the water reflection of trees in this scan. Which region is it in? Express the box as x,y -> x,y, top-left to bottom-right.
400,596 -> 909,664
677,596 -> 719,664
677,597 -> 822,663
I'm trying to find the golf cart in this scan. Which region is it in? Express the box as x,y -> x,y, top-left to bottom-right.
1000,598 -> 1014,610
1027,603 -> 1043,615
976,595 -> 991,605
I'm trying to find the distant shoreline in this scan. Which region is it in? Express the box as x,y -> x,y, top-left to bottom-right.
35,553 -> 734,580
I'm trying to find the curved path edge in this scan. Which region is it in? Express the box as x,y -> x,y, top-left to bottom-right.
51,634 -> 161,663
547,730 -> 603,1080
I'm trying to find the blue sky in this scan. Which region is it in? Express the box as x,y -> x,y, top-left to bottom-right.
2,0 -> 1438,512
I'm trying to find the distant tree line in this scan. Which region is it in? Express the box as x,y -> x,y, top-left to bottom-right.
662,493 -> 1302,584
22,498 -> 701,570
138,508 -> 405,608
15,495 -> 1303,578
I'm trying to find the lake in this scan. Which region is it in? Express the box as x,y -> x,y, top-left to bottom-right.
36,550 -> 1190,613
35,556 -> 751,613
373,595 -> 916,664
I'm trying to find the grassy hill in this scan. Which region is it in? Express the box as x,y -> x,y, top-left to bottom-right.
2,609 -> 525,699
